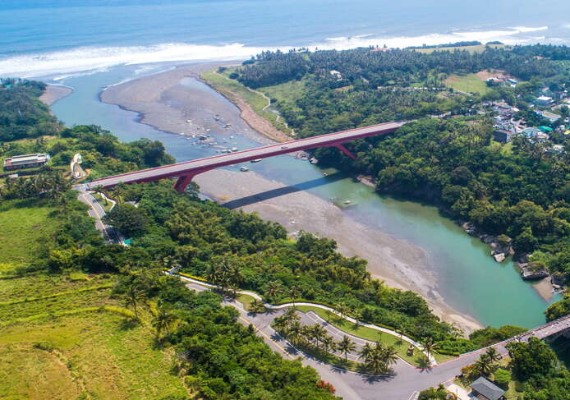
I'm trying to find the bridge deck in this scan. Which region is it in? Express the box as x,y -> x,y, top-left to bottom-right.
84,121 -> 405,191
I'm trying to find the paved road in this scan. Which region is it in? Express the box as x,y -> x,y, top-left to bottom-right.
82,121 -> 405,190
182,278 -> 480,400
182,276 -> 570,400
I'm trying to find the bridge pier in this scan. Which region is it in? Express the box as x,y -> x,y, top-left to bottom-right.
173,174 -> 195,193
333,143 -> 356,160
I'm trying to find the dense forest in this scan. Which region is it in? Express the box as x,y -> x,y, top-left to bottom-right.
227,45 -> 570,286
0,78 -> 61,142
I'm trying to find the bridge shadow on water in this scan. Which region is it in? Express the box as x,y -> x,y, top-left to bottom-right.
222,172 -> 346,209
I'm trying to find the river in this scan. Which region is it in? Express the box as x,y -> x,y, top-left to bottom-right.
50,64 -> 560,330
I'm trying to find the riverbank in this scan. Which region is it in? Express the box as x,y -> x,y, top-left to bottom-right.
195,169 -> 482,333
98,63 -> 484,333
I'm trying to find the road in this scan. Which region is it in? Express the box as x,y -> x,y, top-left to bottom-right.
181,277 -> 497,400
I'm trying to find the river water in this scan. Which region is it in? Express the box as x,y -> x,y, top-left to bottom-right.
51,65 -> 560,329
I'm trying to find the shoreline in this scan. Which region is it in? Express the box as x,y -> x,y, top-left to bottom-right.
98,63 -> 483,333
40,84 -> 73,106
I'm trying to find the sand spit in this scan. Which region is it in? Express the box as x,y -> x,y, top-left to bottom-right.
40,85 -> 73,106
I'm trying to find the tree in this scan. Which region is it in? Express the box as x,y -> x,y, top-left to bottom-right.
422,336 -> 438,360
310,324 -> 327,350
103,204 -> 149,238
123,281 -> 146,319
152,302 -> 179,343
322,333 -> 336,355
507,337 -> 557,381
337,335 -> 356,361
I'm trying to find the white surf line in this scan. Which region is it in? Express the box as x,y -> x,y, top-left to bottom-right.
177,274 -> 436,365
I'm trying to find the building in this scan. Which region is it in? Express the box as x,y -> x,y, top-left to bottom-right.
536,95 -> 553,107
493,129 -> 514,143
3,153 -> 50,171
470,377 -> 505,400
535,110 -> 561,123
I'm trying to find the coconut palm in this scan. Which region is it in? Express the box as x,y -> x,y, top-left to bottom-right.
337,335 -> 356,361
310,324 -> 327,350
485,347 -> 502,363
152,303 -> 179,343
422,336 -> 438,360
322,333 -> 336,355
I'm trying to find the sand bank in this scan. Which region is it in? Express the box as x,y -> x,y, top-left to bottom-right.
100,64 -> 482,334
40,85 -> 73,106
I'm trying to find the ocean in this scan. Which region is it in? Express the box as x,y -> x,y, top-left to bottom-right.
1,0 -> 569,78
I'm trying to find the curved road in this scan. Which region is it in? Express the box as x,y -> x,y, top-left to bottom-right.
180,276 -> 490,400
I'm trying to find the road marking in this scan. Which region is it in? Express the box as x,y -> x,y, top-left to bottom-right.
238,316 -> 295,359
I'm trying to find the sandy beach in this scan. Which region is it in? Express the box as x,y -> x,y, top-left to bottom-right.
40,84 -> 73,106
99,64 -> 482,333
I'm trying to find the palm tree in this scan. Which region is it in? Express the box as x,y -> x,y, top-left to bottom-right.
485,347 -> 502,363
359,342 -> 373,361
264,280 -> 283,302
378,343 -> 398,371
288,320 -> 303,345
152,304 -> 179,343
123,282 -> 146,319
249,299 -> 266,313
322,333 -> 336,356
422,336 -> 438,360
289,285 -> 301,308
310,324 -> 327,350
335,302 -> 351,320
474,353 -> 494,377
337,335 -> 356,361
363,346 -> 389,375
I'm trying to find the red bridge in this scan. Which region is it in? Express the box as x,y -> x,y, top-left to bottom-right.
84,122 -> 405,193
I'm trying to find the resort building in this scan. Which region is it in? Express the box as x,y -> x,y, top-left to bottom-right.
3,153 -> 50,171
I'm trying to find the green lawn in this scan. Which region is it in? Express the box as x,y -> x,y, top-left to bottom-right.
445,73 -> 490,95
201,69 -> 292,134
260,79 -> 306,111
296,305 -> 453,364
0,273 -> 188,399
0,199 -> 59,271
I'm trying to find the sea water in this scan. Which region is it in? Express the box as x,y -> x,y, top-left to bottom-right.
1,0 -> 569,77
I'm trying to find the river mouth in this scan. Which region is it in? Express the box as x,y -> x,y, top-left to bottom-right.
49,63 -> 561,333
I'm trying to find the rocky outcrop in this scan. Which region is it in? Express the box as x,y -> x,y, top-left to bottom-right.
520,263 -> 550,280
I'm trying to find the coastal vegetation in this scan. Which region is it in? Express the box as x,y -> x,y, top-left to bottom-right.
214,44 -> 570,288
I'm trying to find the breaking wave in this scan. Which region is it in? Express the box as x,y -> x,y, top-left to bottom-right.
0,26 -> 552,79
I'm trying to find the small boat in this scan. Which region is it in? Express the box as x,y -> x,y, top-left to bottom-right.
250,159 -> 262,163
240,166 -> 249,172
231,147 -> 238,152
344,200 -> 352,205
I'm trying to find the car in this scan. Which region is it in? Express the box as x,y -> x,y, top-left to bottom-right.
281,146 -> 288,149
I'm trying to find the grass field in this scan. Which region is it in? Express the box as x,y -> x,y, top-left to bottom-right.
201,69 -> 293,134
445,73 -> 490,95
0,273 -> 188,399
296,305 -> 453,364
0,199 -> 59,271
259,79 -> 306,112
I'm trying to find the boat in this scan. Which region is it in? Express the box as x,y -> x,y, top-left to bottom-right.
231,147 -> 238,152
250,159 -> 262,163
240,166 -> 249,172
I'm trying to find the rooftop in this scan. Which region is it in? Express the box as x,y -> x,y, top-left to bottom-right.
470,377 -> 505,400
